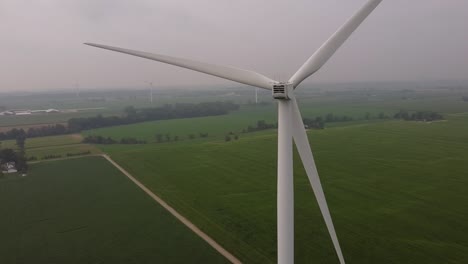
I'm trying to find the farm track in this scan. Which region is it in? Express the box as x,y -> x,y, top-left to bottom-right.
30,154 -> 241,264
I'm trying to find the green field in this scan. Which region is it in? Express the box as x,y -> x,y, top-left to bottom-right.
1,134 -> 100,160
95,114 -> 468,263
83,105 -> 277,142
0,157 -> 229,264
82,90 -> 468,143
2,86 -> 468,263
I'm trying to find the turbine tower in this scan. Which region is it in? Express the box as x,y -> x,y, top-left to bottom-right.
255,87 -> 258,104
145,81 -> 154,104
85,1 -> 383,263
75,81 -> 80,98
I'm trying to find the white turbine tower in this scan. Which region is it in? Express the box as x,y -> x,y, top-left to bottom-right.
85,1 -> 383,263
145,81 -> 154,104
255,87 -> 258,104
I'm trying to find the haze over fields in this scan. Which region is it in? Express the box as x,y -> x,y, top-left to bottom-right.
1,0 -> 468,91
1,1 -> 468,263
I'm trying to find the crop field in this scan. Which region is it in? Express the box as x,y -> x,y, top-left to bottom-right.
0,112 -> 107,127
2,83 -> 467,129
81,87 -> 468,143
1,134 -> 100,160
2,86 -> 468,263
0,157 -> 229,264
97,114 -> 468,264
83,105 -> 277,142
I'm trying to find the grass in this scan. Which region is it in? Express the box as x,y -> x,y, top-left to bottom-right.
97,114 -> 468,264
0,156 -> 229,264
83,105 -> 277,142
0,111 -> 111,127
2,134 -> 82,149
82,92 -> 468,143
2,87 -> 468,263
1,134 -> 100,160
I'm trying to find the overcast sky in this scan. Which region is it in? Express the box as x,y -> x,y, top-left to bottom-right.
1,0 -> 467,91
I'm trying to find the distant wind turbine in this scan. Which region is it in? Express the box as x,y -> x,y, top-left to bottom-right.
75,82 -> 80,98
145,81 -> 154,104
255,87 -> 258,104
85,1 -> 383,263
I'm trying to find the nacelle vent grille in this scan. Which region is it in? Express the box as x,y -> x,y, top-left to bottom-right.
272,83 -> 289,100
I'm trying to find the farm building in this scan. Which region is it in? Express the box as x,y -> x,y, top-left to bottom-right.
31,108 -> 60,114
1,162 -> 17,173
14,111 -> 32,115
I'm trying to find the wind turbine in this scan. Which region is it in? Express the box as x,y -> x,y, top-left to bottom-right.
145,81 -> 154,104
85,0 -> 383,263
75,81 -> 80,98
255,87 -> 258,104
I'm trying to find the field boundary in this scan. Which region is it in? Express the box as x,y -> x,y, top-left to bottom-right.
102,154 -> 242,264
28,154 -> 102,164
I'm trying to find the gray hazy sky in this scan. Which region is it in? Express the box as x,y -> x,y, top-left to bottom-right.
1,0 -> 467,91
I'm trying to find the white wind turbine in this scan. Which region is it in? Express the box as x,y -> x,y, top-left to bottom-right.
85,1 -> 383,263
145,81 -> 154,104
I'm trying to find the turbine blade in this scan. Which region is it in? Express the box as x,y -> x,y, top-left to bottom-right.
289,0 -> 383,88
84,43 -> 275,90
290,97 -> 345,264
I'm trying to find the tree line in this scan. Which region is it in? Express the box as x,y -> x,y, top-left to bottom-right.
393,110 -> 444,121
0,102 -> 240,141
83,135 -> 147,145
239,110 -> 444,135
0,124 -> 67,141
68,101 -> 239,132
0,135 -> 28,174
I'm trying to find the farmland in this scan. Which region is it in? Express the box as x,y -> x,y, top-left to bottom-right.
1,134 -> 100,161
94,113 -> 468,263
2,85 -> 468,263
0,157 -> 229,264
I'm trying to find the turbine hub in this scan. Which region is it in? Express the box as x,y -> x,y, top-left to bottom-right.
272,82 -> 293,100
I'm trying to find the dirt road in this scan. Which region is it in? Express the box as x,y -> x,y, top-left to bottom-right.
102,154 -> 242,264
29,154 -> 241,263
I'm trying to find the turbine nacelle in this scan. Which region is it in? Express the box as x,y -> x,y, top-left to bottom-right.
272,82 -> 293,100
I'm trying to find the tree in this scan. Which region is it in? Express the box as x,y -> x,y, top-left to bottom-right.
257,120 -> 266,129
325,113 -> 334,122
124,106 -> 137,117
155,133 -> 163,143
225,135 -> 231,142
14,134 -> 27,172
16,155 -> 28,173
0,148 -> 17,162
0,147 -> 23,172
16,134 -> 26,153
365,112 -> 371,120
